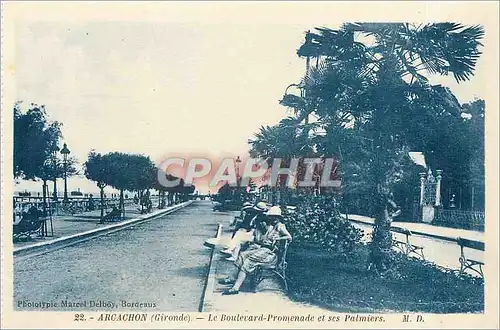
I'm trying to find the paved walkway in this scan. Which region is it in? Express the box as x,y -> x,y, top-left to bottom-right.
14,201 -> 213,312
14,202 -> 180,247
345,214 -> 485,275
344,214 -> 484,242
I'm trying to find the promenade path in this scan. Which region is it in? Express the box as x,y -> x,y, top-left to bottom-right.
14,201 -> 214,311
345,214 -> 485,273
14,203 -> 148,247
345,214 -> 484,242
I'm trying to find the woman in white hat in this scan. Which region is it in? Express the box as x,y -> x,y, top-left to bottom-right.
204,201 -> 267,250
230,202 -> 253,227
221,201 -> 268,261
221,205 -> 292,295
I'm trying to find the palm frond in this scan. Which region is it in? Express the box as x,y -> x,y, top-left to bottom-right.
413,23 -> 484,82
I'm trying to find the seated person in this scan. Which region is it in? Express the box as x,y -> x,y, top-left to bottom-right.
104,206 -> 121,221
230,202 -> 253,226
220,206 -> 292,295
221,201 -> 268,261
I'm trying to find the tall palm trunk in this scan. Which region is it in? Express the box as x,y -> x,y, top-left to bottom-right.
369,190 -> 393,272
368,120 -> 395,272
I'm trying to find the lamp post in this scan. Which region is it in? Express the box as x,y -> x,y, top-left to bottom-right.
51,145 -> 60,201
235,156 -> 242,183
60,143 -> 70,203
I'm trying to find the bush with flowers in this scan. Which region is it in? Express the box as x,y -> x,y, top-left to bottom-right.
282,194 -> 363,253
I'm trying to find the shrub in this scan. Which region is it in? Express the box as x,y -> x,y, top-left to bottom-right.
282,195 -> 363,253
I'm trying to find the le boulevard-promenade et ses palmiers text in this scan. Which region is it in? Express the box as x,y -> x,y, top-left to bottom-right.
206,313 -> 386,323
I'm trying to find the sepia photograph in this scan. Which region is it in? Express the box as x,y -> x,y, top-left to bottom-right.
1,1 -> 499,329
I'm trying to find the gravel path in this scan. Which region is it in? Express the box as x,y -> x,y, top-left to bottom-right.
14,200 -> 226,312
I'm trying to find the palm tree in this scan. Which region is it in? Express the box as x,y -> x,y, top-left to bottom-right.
293,23 -> 484,272
300,23 -> 484,82
249,117 -> 315,161
249,117 -> 318,203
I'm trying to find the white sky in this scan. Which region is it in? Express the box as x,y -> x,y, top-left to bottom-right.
13,21 -> 489,194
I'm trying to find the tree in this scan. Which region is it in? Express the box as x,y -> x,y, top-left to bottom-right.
85,152 -> 157,219
49,154 -> 79,200
288,23 -> 484,272
249,117 -> 315,161
127,154 -> 156,213
14,102 -> 63,215
249,117 -> 319,203
14,102 -> 62,179
153,168 -> 169,208
84,151 -> 113,223
100,152 -> 130,218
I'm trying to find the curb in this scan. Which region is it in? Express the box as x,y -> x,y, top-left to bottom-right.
199,222 -> 223,312
14,200 -> 194,257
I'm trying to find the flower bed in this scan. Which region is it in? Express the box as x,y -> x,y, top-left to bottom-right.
282,195 -> 363,253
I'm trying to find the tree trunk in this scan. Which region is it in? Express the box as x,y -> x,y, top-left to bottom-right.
368,190 -> 394,272
367,109 -> 395,273
52,179 -> 58,201
41,180 -> 48,236
140,190 -> 144,213
99,186 -> 105,223
42,180 -> 48,217
120,189 -> 124,219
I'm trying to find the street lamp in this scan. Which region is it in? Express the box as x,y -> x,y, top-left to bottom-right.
60,143 -> 70,203
235,156 -> 242,182
51,145 -> 60,201
279,82 -> 318,125
280,83 -> 305,109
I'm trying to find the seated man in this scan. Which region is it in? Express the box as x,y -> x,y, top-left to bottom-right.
221,201 -> 268,261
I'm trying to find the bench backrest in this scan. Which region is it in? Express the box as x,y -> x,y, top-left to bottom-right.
276,240 -> 290,268
457,237 -> 485,251
13,214 -> 45,233
390,226 -> 412,236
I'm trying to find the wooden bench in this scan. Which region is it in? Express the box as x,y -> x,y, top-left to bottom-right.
391,226 -> 425,260
251,240 -> 291,292
13,211 -> 45,241
103,207 -> 122,222
457,237 -> 484,278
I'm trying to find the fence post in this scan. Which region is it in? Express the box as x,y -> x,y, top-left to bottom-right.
435,170 -> 442,207
419,172 -> 426,206
471,186 -> 475,211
